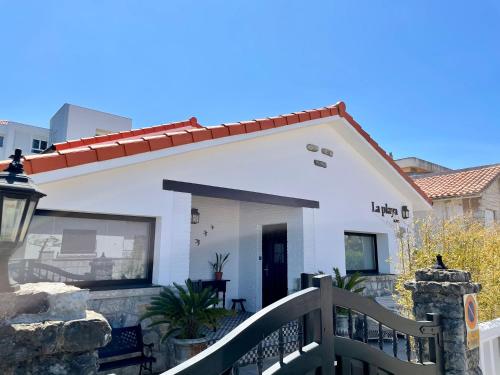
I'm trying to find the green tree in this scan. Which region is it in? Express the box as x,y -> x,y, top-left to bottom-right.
394,216 -> 500,322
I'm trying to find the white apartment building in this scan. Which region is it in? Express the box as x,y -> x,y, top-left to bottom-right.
49,103 -> 132,145
0,120 -> 50,159
0,104 -> 132,160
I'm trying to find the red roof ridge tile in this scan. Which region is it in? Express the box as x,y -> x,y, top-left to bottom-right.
51,116 -> 201,152
4,101 -> 431,205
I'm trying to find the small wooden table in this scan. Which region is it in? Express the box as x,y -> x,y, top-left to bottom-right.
196,279 -> 230,309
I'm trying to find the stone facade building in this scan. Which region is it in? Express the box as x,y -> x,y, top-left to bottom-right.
412,164 -> 500,225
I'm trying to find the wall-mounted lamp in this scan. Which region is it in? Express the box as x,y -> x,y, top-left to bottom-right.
401,206 -> 410,219
191,208 -> 200,224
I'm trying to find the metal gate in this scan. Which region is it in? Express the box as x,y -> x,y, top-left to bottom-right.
163,274 -> 443,375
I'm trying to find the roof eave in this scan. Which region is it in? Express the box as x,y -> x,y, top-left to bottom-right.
26,115 -> 339,184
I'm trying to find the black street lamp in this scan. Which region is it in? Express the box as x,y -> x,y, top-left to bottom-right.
0,149 -> 45,292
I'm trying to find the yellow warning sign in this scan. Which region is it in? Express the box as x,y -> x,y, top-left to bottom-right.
463,294 -> 480,349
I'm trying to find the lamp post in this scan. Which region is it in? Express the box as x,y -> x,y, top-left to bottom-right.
0,149 -> 45,292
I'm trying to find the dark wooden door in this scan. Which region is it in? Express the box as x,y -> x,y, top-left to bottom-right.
262,223 -> 287,307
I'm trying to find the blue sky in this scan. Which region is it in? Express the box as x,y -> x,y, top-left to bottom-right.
0,1 -> 498,168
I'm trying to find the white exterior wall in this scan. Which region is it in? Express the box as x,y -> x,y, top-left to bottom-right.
49,104 -> 132,144
185,196 -> 307,312
238,202 -> 304,312
431,199 -> 465,221
0,121 -> 49,159
32,118 -> 428,299
479,177 -> 500,224
189,196 -> 240,304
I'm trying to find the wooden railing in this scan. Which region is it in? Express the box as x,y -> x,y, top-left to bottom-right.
163,274 -> 443,375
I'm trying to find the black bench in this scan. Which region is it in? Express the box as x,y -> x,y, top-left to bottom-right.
98,325 -> 156,374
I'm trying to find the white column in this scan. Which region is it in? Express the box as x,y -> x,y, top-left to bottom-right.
302,207 -> 317,274
153,191 -> 192,286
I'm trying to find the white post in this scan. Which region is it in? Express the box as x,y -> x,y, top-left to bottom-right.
154,191 -> 192,286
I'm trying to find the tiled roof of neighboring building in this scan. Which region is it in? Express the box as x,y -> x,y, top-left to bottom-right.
413,164 -> 500,199
0,101 -> 431,204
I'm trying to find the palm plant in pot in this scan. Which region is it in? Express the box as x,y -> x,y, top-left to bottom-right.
141,279 -> 230,365
331,267 -> 366,336
210,252 -> 229,280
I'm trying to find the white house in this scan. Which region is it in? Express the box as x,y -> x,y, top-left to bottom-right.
7,101 -> 431,312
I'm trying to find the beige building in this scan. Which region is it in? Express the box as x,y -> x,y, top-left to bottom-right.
411,164 -> 500,225
395,156 -> 451,175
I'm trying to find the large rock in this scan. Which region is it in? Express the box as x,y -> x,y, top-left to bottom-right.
0,310 -> 111,371
0,282 -> 88,324
0,282 -> 111,375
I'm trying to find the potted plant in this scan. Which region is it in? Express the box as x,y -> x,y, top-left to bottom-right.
210,252 -> 229,280
332,267 -> 366,336
141,279 -> 230,365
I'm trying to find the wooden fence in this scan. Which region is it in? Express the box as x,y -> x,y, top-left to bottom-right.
163,274 -> 443,375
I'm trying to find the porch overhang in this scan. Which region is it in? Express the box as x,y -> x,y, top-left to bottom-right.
163,179 -> 320,208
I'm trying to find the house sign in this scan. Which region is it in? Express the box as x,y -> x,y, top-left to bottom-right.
371,202 -> 412,223
371,202 -> 399,218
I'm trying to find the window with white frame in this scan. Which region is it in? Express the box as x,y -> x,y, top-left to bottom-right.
344,232 -> 378,274
31,139 -> 48,154
9,210 -> 155,287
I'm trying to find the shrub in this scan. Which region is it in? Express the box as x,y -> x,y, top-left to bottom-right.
141,279 -> 231,341
394,216 -> 500,322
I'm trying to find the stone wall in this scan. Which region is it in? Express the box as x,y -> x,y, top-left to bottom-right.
87,286 -> 170,374
359,274 -> 396,298
0,283 -> 111,375
405,267 -> 482,374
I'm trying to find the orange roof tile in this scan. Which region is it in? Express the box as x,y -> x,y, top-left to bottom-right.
413,164 -> 500,199
1,102 -> 431,205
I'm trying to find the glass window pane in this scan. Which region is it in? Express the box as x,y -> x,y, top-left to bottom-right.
18,200 -> 37,242
345,233 -> 377,272
0,136 -> 4,147
40,140 -> 48,150
32,139 -> 40,149
1,197 -> 27,241
9,212 -> 154,284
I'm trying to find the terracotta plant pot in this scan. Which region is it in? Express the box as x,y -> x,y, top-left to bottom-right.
171,336 -> 209,366
214,272 -> 223,280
